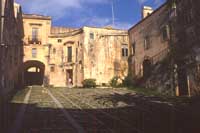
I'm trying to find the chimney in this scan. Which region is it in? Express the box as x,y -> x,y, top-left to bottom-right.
142,6 -> 153,19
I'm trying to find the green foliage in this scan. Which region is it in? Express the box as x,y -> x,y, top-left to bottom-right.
128,86 -> 166,97
82,79 -> 96,88
122,75 -> 133,87
109,76 -> 121,87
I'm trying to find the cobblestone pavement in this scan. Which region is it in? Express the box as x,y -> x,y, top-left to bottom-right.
4,86 -> 200,133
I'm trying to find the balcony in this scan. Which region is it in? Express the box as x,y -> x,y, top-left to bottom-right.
28,36 -> 42,45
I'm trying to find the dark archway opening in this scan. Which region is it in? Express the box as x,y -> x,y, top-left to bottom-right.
24,61 -> 45,86
143,58 -> 152,78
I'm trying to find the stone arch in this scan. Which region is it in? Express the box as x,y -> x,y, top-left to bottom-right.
24,60 -> 45,86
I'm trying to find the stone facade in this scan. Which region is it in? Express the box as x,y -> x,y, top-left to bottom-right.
0,0 -> 24,98
82,27 -> 129,85
23,14 -> 129,87
0,0 -> 24,131
168,0 -> 200,95
128,1 -> 200,96
129,4 -> 170,78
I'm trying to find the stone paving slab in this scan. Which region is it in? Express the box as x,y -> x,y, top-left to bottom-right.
4,86 -> 200,133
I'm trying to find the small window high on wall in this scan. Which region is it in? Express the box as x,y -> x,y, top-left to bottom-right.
90,33 -> 94,40
58,39 -> 62,43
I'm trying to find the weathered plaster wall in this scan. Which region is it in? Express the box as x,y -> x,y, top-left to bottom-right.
83,27 -> 129,85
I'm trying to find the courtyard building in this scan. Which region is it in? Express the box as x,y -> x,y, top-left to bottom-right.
128,4 -> 170,78
129,0 -> 200,96
23,14 -> 129,87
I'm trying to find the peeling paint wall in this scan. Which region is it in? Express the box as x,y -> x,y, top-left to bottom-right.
83,27 -> 129,85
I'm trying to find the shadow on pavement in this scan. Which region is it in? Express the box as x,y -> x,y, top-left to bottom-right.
1,90 -> 200,133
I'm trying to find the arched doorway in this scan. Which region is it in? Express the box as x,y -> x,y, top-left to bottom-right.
143,58 -> 152,78
24,60 -> 45,86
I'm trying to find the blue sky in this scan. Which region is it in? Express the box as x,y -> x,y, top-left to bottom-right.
15,0 -> 166,29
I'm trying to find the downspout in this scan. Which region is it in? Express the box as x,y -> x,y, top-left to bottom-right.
0,0 -> 2,44
0,0 -> 4,45
0,0 -> 3,91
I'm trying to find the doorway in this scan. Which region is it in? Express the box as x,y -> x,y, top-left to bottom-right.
143,59 -> 152,78
66,69 -> 73,86
177,66 -> 189,96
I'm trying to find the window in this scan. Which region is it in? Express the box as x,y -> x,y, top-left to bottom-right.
122,44 -> 128,57
32,48 -> 37,58
132,42 -> 136,55
68,47 -> 72,62
50,66 -> 55,72
90,33 -> 94,40
144,36 -> 151,50
76,48 -> 78,62
53,48 -> 56,54
162,25 -> 169,41
58,39 -> 62,43
32,28 -> 39,40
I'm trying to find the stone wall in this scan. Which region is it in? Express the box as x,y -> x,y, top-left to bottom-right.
129,4 -> 170,78
0,0 -> 24,97
83,27 -> 129,85
0,0 -> 24,131
170,0 -> 200,95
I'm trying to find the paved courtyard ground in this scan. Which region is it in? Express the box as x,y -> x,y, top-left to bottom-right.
3,86 -> 200,133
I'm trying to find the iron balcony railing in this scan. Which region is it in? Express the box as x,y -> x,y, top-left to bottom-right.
28,36 -> 42,44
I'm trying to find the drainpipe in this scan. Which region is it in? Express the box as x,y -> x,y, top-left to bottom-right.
0,0 -> 2,44
0,0 -> 2,91
0,0 -> 4,45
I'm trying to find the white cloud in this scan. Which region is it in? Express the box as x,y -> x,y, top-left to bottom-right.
16,0 -> 109,19
78,16 -> 111,27
75,16 -> 132,30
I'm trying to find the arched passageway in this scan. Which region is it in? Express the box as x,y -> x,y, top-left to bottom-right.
24,60 -> 45,86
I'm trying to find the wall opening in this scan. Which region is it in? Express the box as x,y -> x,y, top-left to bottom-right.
66,69 -> 73,86
177,65 -> 189,96
143,58 -> 152,78
24,60 -> 45,86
